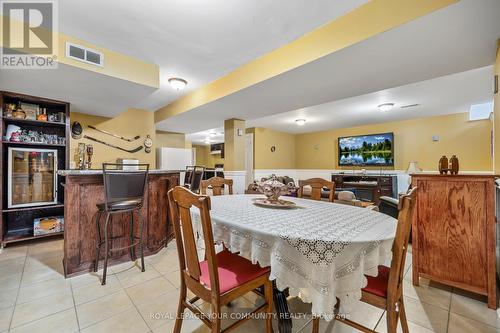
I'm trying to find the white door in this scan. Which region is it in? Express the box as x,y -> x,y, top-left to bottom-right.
245,133 -> 254,186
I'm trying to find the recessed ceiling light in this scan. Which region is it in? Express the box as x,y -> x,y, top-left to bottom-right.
295,119 -> 306,126
378,103 -> 395,112
209,132 -> 217,137
168,77 -> 188,90
203,137 -> 211,144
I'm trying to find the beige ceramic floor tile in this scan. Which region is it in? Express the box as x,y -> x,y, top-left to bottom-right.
0,306 -> 14,332
450,292 -> 500,328
0,273 -> 22,292
376,313 -> 436,333
23,254 -> 63,274
10,292 -> 74,328
114,266 -> 161,288
126,276 -> 176,306
146,252 -> 180,274
402,279 -> 451,310
155,317 -> 209,333
69,272 -> 104,289
301,317 -> 366,333
0,257 -> 25,278
9,308 -> 78,333
72,275 -> 123,305
136,288 -> 180,329
164,269 -> 181,288
0,246 -> 27,261
448,313 -> 500,333
394,296 -> 449,333
76,290 -> 134,329
0,288 -> 18,310
80,307 -> 149,333
20,265 -> 64,286
17,277 -> 72,304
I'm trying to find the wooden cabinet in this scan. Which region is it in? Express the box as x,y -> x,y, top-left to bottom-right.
331,173 -> 398,204
411,174 -> 497,308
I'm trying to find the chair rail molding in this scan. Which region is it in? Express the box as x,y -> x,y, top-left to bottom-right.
224,171 -> 246,194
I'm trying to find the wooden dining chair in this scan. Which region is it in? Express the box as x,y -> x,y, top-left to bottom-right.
297,178 -> 335,202
200,177 -> 233,196
167,186 -> 274,333
311,187 -> 418,333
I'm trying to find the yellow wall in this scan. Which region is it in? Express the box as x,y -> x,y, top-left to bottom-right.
224,119 -> 245,171
494,40 -> 500,173
295,113 -> 492,171
70,109 -> 155,168
252,128 -> 296,169
155,131 -> 186,149
193,145 -> 224,168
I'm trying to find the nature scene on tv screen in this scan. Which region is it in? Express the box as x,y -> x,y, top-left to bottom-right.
338,133 -> 394,166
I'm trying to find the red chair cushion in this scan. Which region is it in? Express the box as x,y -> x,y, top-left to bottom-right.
199,250 -> 270,294
362,265 -> 390,298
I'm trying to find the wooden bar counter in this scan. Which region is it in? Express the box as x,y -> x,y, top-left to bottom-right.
58,169 -> 180,277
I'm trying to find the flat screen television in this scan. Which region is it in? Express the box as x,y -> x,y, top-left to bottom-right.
338,132 -> 394,166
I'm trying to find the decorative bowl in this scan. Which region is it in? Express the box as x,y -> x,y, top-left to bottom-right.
250,174 -> 297,203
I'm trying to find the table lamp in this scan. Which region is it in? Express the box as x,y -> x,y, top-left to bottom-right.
406,161 -> 422,187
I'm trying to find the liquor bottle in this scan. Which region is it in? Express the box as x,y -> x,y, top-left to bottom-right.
37,108 -> 47,121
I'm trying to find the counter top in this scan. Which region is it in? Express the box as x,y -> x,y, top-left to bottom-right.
58,169 -> 182,176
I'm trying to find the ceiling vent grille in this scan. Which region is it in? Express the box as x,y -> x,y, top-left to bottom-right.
65,42 -> 104,67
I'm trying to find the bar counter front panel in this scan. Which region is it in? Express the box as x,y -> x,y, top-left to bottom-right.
60,170 -> 180,277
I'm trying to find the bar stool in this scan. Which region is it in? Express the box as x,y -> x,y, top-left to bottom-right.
93,163 -> 149,285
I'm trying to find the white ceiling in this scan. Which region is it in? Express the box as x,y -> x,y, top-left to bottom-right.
58,0 -> 369,112
247,66 -> 494,133
156,0 -> 500,134
186,128 -> 225,146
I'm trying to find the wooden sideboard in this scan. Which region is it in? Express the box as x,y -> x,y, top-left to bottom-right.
331,173 -> 398,205
411,174 -> 497,308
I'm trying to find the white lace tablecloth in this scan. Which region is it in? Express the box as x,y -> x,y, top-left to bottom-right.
190,194 -> 397,318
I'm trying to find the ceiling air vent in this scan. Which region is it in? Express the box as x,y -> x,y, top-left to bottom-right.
65,42 -> 104,67
400,104 -> 419,109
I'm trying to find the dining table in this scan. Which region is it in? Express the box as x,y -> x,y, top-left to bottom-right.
190,194 -> 397,333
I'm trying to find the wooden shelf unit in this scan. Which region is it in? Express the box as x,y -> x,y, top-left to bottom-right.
0,91 -> 70,248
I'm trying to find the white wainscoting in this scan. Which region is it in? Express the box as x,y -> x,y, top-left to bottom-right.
253,169 -> 493,195
254,169 -> 409,194
224,171 -> 247,194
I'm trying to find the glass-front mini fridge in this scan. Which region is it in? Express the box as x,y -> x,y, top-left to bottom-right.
7,147 -> 58,208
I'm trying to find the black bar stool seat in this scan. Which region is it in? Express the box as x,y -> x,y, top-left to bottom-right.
96,199 -> 142,211
94,163 -> 149,285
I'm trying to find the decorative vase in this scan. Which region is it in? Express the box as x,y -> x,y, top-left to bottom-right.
251,174 -> 297,202
449,155 -> 459,174
439,156 -> 448,174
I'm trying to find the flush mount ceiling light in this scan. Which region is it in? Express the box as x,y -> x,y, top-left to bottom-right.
168,77 -> 188,90
295,119 -> 306,126
203,137 -> 211,144
378,103 -> 395,112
